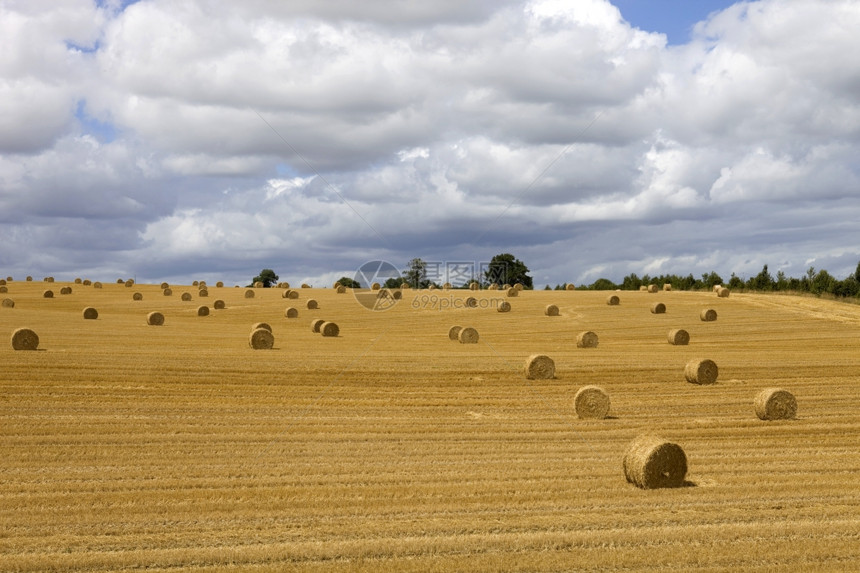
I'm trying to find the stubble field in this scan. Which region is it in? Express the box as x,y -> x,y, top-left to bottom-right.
1,279 -> 859,571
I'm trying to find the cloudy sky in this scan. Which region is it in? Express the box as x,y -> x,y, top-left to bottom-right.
2,0 -> 859,288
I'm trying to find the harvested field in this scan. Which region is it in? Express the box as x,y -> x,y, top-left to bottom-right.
0,283 -> 859,571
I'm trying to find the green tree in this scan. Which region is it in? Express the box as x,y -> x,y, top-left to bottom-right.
855,261 -> 860,283
383,277 -> 401,289
589,278 -> 617,290
252,268 -> 279,288
728,273 -> 744,289
483,253 -> 533,289
336,276 -> 361,288
403,258 -> 429,288
749,264 -> 774,291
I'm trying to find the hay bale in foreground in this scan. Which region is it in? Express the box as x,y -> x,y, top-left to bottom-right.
647,284 -> 658,293
651,302 -> 666,314
685,358 -> 718,385
458,327 -> 479,344
506,287 -> 518,297
311,319 -> 326,333
574,385 -> 610,419
336,285 -> 346,294
545,304 -> 559,316
284,307 -> 298,319
566,284 -> 575,291
252,322 -> 272,333
287,289 -> 299,299
249,327 -> 274,349
132,292 -> 143,301
1,298 -> 14,308
524,354 -> 555,380
497,301 -> 511,313
754,388 -> 797,420
623,435 -> 688,489
214,299 -> 225,309
320,322 -> 339,337
700,308 -> 717,322
717,287 -> 730,298
576,331 -> 599,348
11,328 -> 39,350
181,292 -> 192,301
197,306 -> 209,317
198,288 -> 209,297
82,307 -> 98,320
448,325 -> 462,340
663,283 -> 672,291
667,329 -> 690,345
306,299 -> 318,310
606,295 -> 620,306
146,312 -> 164,326
43,290 -> 54,298
244,289 -> 255,298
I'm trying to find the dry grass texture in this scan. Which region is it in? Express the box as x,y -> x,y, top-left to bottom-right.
574,385 -> 610,419
685,358 -> 719,384
623,435 -> 688,489
524,354 -> 555,379
755,388 -> 798,420
10,327 -> 39,350
667,328 -> 690,345
576,331 -> 599,348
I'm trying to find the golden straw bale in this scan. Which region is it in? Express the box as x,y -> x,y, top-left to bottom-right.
214,300 -> 225,309
448,325 -> 462,340
576,331 -> 599,348
311,319 -> 326,333
321,322 -> 340,337
458,327 -> 479,344
285,307 -> 298,319
146,311 -> 164,326
623,435 -> 688,489
574,385 -> 610,419
497,301 -> 511,313
685,358 -> 718,384
306,299 -> 319,310
11,328 -> 39,350
249,328 -> 274,349
700,309 -> 717,322
667,329 -> 690,345
197,306 -> 209,316
524,354 -> 555,379
651,302 -> 666,314
606,295 -> 620,306
754,388 -> 797,420
545,304 -> 559,316
82,307 -> 98,320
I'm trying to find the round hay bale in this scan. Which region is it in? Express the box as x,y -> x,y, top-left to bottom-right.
574,385 -> 611,419
254,281 -> 264,288
448,325 -> 463,340
465,297 -> 478,308
198,281 -> 207,287
26,276 -> 33,281
458,327 -> 479,344
301,283 -> 311,288
82,280 -> 91,286
282,289 -> 292,298
160,282 -> 170,289
280,282 -> 289,289
524,354 -> 555,380
285,307 -> 298,318
663,283 -> 672,291
514,283 -> 524,291
132,292 -> 143,301
392,290 -> 402,300
713,285 -> 722,293
442,282 -> 452,290
0,279 -> 5,285
1,298 -> 14,308
252,322 -> 272,333
506,287 -> 518,297
401,283 -> 412,290
700,308 -> 717,322
216,281 -> 224,288
333,282 -> 341,289
647,284 -> 658,293
43,290 -> 54,298
576,331 -> 599,348
336,285 -> 346,294
192,280 -> 199,287
685,358 -> 718,385
606,295 -> 620,306
198,288 -> 209,297
755,388 -> 797,421
196,306 -> 209,316
311,319 -> 326,333
214,299 -> 225,309
125,279 -> 134,287
639,285 -> 648,292
116,278 -> 124,284
74,278 -> 82,284
371,282 -> 381,291
11,328 -> 39,350
566,283 -> 575,291
181,292 -> 192,301
497,301 -> 511,313
428,284 -> 437,290
321,321 -> 339,337
82,307 -> 98,320
469,282 -> 479,291
0,286 -> 6,293
146,311 -> 164,326
502,284 -> 511,290
667,329 -> 690,345
545,304 -> 559,316
717,287 -> 730,298
249,327 -> 274,349
651,302 -> 666,314
623,435 -> 688,489
306,299 -> 318,310
93,282 -> 102,289
163,288 -> 173,296
287,290 -> 299,299
59,286 -> 72,295
244,289 -> 255,299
